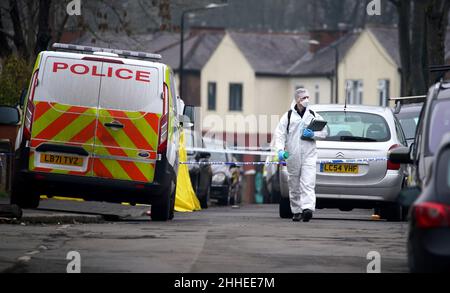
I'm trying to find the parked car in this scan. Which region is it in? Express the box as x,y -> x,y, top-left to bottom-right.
390,81 -> 450,189
395,103 -> 423,147
404,135 -> 450,273
11,43 -> 184,221
203,138 -> 239,206
0,106 -> 21,150
278,105 -> 408,221
185,129 -> 212,209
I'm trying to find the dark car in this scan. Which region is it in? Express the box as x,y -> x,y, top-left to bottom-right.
395,103 -> 423,147
204,138 -> 240,206
406,135 -> 450,273
390,81 -> 450,189
185,130 -> 212,209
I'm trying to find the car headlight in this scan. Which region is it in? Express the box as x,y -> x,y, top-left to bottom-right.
212,173 -> 226,184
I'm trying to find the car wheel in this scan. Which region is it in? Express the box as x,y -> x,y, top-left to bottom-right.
380,203 -> 402,222
279,197 -> 293,219
10,178 -> 40,209
152,180 -> 176,221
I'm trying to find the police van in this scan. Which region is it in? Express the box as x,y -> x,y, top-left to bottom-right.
11,43 -> 183,221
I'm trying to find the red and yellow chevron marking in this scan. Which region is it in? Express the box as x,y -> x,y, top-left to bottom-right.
29,102 -> 97,176
29,101 -> 160,183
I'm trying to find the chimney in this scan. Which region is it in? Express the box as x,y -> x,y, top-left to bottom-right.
309,30 -> 347,54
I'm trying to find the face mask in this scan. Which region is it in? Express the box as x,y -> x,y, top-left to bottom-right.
301,98 -> 310,108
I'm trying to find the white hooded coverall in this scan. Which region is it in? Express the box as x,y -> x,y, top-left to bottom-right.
275,102 -> 327,214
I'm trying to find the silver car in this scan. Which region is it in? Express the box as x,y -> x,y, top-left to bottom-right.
279,105 -> 408,221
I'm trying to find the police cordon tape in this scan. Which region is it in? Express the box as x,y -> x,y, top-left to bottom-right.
1,151 -> 388,165
183,147 -> 389,165
180,158 -> 388,166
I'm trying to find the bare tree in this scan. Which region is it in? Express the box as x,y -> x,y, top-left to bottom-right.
390,0 -> 450,97
426,0 -> 450,84
35,0 -> 52,55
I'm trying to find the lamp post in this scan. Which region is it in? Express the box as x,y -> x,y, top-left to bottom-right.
179,3 -> 228,99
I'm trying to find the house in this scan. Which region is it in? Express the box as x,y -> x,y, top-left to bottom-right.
290,26 -> 402,107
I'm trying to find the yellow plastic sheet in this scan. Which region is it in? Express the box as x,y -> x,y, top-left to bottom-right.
175,130 -> 201,212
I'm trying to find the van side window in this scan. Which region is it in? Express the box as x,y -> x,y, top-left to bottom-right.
170,73 -> 178,116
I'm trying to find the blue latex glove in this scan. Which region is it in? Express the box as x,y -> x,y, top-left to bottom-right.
278,150 -> 289,161
303,129 -> 314,139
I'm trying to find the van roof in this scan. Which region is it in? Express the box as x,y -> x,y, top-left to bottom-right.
41,51 -> 167,71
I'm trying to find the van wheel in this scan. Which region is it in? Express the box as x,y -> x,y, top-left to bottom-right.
279,197 -> 293,219
10,178 -> 40,209
168,181 -> 176,220
152,181 -> 175,222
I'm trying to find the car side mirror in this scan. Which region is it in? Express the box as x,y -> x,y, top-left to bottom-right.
178,114 -> 194,129
389,146 -> 412,164
0,106 -> 20,125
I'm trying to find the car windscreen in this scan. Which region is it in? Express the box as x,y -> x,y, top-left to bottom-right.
436,148 -> 450,202
427,99 -> 450,156
318,111 -> 390,142
397,109 -> 421,140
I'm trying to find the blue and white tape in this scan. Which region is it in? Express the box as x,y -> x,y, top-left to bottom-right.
181,157 -> 388,166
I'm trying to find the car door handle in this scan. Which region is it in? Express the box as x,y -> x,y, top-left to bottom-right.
104,121 -> 124,129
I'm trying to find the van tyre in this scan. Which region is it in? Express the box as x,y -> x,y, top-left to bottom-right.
279,197 -> 293,219
152,181 -> 176,221
10,179 -> 40,209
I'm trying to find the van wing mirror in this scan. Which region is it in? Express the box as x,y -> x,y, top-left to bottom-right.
388,146 -> 412,164
0,106 -> 20,125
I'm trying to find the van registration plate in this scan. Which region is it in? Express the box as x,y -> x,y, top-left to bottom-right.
40,154 -> 83,167
321,164 -> 359,174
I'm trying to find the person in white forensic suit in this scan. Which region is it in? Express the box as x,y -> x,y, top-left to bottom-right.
274,88 -> 328,222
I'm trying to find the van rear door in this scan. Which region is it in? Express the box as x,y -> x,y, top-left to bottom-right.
93,61 -> 161,183
30,54 -> 100,176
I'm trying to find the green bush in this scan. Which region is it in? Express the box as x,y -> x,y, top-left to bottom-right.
0,55 -> 32,106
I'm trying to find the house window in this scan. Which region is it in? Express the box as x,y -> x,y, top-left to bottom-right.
229,83 -> 243,111
378,79 -> 390,107
315,84 -> 320,104
345,80 -> 364,104
207,82 -> 216,111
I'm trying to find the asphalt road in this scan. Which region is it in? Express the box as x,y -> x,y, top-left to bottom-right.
0,199 -> 409,273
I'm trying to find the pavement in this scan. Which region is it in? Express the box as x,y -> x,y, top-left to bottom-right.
0,198 -> 409,273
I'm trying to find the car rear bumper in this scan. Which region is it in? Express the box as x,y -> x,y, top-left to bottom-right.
280,169 -> 403,203
409,228 -> 450,272
13,147 -> 175,205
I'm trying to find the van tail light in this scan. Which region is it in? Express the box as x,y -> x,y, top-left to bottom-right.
23,70 -> 39,141
157,83 -> 169,154
414,202 -> 450,229
387,144 -> 401,170
158,114 -> 168,154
